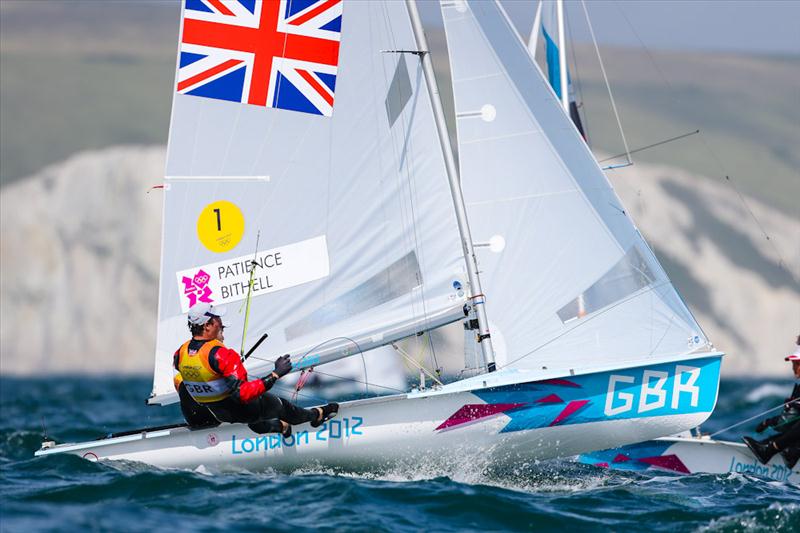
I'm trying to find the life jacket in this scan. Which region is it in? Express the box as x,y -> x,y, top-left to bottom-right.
177,339 -> 233,403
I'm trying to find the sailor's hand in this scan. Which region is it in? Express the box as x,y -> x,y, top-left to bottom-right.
755,420 -> 769,433
274,354 -> 292,377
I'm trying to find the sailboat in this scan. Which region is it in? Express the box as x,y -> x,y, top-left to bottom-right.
578,433 -> 799,482
36,0 -> 722,472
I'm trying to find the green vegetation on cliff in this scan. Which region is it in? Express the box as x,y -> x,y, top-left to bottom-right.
1,1 -> 798,214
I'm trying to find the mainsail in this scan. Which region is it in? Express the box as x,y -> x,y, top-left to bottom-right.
150,0 -> 467,404
441,0 -> 710,373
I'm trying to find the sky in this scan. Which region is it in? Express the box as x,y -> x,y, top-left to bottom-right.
419,0 -> 800,56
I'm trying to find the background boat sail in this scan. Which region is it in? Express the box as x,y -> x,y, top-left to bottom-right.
37,0 -> 723,472
527,0 -> 586,138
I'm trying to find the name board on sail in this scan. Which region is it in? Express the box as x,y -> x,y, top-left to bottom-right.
176,236 -> 330,312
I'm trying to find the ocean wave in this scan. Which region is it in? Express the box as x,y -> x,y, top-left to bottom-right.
745,383 -> 791,403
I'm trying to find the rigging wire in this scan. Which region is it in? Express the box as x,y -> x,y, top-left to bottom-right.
302,369 -> 405,394
424,330 -> 442,383
246,335 -> 405,397
392,340 -> 444,386
610,0 -> 797,283
245,351 -> 405,395
238,230 -> 261,356
580,0 -> 631,165
270,382 -> 327,404
382,0 -> 443,377
708,400 -> 792,438
598,130 -> 700,163
565,2 -> 591,145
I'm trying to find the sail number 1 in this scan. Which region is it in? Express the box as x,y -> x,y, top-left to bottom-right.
213,208 -> 221,231
197,200 -> 245,253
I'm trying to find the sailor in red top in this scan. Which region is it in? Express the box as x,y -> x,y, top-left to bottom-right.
174,303 -> 338,435
743,334 -> 800,468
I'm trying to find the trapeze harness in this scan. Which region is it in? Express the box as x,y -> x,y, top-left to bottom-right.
176,339 -> 234,403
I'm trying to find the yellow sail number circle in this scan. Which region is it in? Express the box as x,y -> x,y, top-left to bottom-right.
197,200 -> 244,253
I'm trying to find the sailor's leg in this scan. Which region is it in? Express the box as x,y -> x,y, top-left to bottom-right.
772,423 -> 800,450
253,392 -> 318,425
276,397 -> 319,425
252,392 -> 319,425
248,419 -> 283,434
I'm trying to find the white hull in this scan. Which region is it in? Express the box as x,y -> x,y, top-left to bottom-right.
579,435 -> 799,484
37,354 -> 723,473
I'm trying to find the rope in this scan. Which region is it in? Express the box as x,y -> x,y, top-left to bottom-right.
391,342 -> 443,386
239,230 -> 260,356
610,0 -> 796,284
598,130 -> 700,163
580,0 -> 631,164
292,368 -> 314,402
247,336 -> 403,396
565,6 -> 590,144
708,400 -> 791,438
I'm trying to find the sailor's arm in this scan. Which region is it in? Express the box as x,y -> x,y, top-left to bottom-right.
258,355 -> 292,390
208,346 -> 266,402
172,350 -> 183,391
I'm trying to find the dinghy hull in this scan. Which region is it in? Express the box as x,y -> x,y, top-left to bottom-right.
37,354 -> 723,473
578,435 -> 799,483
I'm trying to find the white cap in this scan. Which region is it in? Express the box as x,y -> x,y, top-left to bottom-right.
187,303 -> 227,326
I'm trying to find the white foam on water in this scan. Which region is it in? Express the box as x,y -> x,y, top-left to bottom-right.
288,455 -> 625,495
697,502 -> 800,532
745,383 -> 789,403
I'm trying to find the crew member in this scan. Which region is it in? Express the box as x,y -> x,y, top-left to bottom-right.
743,335 -> 800,469
173,303 -> 338,435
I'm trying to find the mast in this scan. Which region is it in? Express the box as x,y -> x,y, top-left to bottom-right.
527,0 -> 543,58
405,0 -> 496,372
556,0 -> 569,112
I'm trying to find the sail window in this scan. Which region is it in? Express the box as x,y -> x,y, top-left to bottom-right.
557,246 -> 656,323
285,251 -> 422,340
385,54 -> 413,127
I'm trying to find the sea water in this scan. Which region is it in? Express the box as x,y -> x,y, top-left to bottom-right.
1,377 -> 798,532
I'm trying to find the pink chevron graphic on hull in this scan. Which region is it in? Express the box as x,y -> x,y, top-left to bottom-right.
549,399 -> 590,426
436,403 -> 526,431
535,394 -> 564,404
537,378 -> 581,388
637,455 -> 691,474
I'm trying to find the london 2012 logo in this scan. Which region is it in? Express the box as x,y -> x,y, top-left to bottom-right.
182,269 -> 214,307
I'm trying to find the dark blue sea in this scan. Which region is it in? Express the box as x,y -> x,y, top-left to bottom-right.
1,377 -> 798,532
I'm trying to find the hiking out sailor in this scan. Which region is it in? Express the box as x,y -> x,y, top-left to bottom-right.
173,303 -> 339,436
743,335 -> 800,469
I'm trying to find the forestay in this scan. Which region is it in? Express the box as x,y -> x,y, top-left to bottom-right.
150,0 -> 466,404
441,0 -> 710,373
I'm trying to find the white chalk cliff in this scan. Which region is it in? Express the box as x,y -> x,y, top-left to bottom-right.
1,146 -> 797,375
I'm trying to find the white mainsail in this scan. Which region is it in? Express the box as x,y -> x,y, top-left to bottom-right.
150,0 -> 467,404
441,0 -> 710,373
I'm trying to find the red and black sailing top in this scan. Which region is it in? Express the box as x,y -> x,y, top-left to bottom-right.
173,339 -> 266,404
